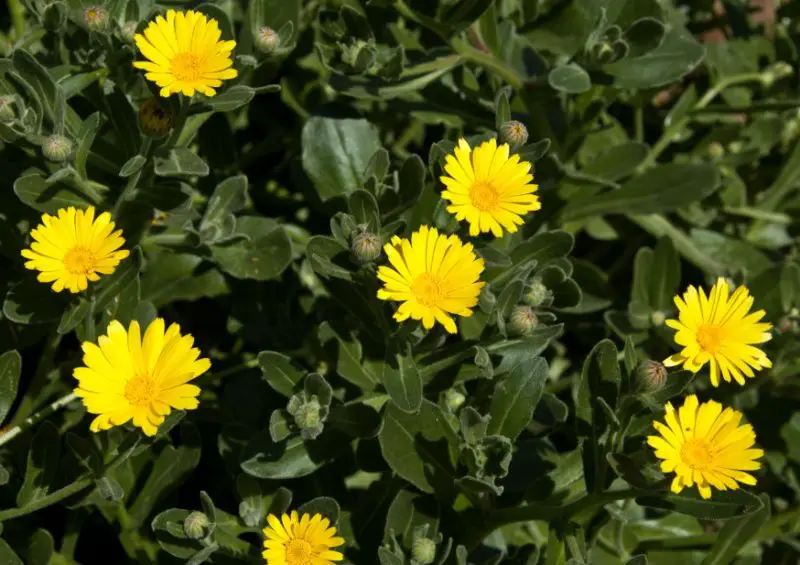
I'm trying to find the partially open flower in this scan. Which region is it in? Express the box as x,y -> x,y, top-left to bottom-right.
83,5 -> 109,30
255,26 -> 280,53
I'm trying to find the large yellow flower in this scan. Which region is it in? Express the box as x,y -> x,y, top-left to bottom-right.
440,138 -> 540,237
21,206 -> 129,293
648,395 -> 763,499
664,278 -> 772,386
133,9 -> 238,97
74,319 -> 211,436
377,225 -> 485,334
262,511 -> 345,565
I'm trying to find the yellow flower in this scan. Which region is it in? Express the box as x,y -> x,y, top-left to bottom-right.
73,318 -> 211,436
376,225 -> 485,334
664,278 -> 772,386
133,9 -> 238,97
440,138 -> 540,237
648,395 -> 763,499
262,511 -> 344,565
21,206 -> 129,293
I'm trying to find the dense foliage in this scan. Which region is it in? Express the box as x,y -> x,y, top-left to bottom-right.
0,0 -> 799,564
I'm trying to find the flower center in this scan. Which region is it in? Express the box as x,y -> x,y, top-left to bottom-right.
171,52 -> 204,82
124,375 -> 157,407
680,438 -> 714,470
412,273 -> 444,307
285,539 -> 314,565
469,180 -> 500,211
696,324 -> 724,353
63,246 -> 97,275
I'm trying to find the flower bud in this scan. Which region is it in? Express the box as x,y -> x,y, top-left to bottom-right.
444,389 -> 466,412
83,6 -> 109,31
499,120 -> 529,149
121,20 -> 138,42
650,310 -> 665,326
138,98 -> 173,138
351,231 -> 381,263
41,134 -> 73,162
183,511 -> 211,539
707,142 -> 725,159
635,360 -> 667,394
508,305 -> 537,336
0,96 -> 15,123
293,398 -> 321,431
760,61 -> 793,88
255,26 -> 280,53
411,537 -> 437,565
523,277 -> 549,307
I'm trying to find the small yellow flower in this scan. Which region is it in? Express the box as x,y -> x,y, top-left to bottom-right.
648,395 -> 763,499
440,138 -> 540,237
133,9 -> 238,97
664,278 -> 772,386
21,206 -> 129,293
377,225 -> 485,334
74,318 -> 211,436
262,511 -> 344,565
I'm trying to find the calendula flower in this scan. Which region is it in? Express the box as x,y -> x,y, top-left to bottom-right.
74,318 -> 211,436
133,9 -> 238,97
262,511 -> 344,565
648,395 -> 763,499
377,225 -> 485,334
21,206 -> 129,293
664,278 -> 772,386
440,138 -> 540,237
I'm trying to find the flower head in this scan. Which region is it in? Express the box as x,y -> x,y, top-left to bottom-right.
21,206 -> 129,293
133,9 -> 238,97
263,511 -> 344,565
377,225 -> 485,334
42,134 -> 73,162
255,26 -> 280,53
664,278 -> 772,386
83,6 -> 109,30
440,138 -> 540,237
73,318 -> 211,436
648,395 -> 763,499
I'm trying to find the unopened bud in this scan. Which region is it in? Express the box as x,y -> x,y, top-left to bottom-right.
183,511 -> 211,539
255,26 -> 280,53
760,61 -> 793,88
707,142 -> 725,158
635,360 -> 667,394
41,134 -> 73,162
523,277 -> 549,307
499,120 -> 528,149
83,6 -> 109,31
351,231 -> 381,263
444,389 -> 466,412
121,20 -> 138,42
593,41 -> 616,64
138,98 -> 173,138
411,537 -> 437,565
650,311 -> 665,326
508,305 -> 537,336
293,399 -> 321,430
0,96 -> 15,123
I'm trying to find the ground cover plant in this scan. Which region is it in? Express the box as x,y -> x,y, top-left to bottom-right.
0,0 -> 798,563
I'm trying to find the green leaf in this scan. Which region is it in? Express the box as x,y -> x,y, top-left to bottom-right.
637,488 -> 765,520
604,28 -> 705,89
258,351 -> 304,397
0,350 -> 21,425
25,529 -> 54,565
3,278 -> 66,325
561,164 -> 720,221
327,403 -> 382,438
301,116 -> 381,201
17,421 -> 61,507
488,356 -> 548,440
442,0 -> 495,32
648,237 -> 680,312
151,509 -> 198,559
298,497 -> 340,524
548,64 -> 592,94
700,494 -> 769,565
201,175 -> 248,239
626,557 -> 647,565
690,229 -> 771,277
509,230 -> 574,267
154,148 -> 210,177
581,142 -> 649,182
14,170 -> 93,213
378,400 -> 456,494
141,254 -> 227,308
203,85 -> 255,112
186,544 -> 218,565
318,322 -> 377,389
0,539 -> 23,565
75,112 -> 102,179
383,489 -> 439,546
57,299 -> 90,334
211,218 -> 292,281
397,154 -> 426,211
381,347 -> 423,414
240,431 -> 346,479
306,236 -> 352,280
13,49 -> 58,126
250,0 -> 300,42
644,370 -> 694,406
517,139 -> 552,163
349,189 -> 381,231
94,247 -> 142,313
624,17 -> 666,57
494,88 -> 511,132
118,155 -> 147,177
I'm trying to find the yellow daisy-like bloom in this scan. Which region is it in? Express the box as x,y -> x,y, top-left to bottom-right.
440,138 -> 540,237
74,318 -> 211,436
262,511 -> 345,565
21,206 -> 129,294
133,9 -> 238,97
647,395 -> 763,499
664,278 -> 772,386
376,225 -> 485,334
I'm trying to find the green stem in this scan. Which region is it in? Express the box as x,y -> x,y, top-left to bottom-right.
392,0 -> 449,41
450,38 -> 523,90
7,0 -> 25,40
0,392 -> 78,448
629,214 -> 725,274
9,330 -> 62,426
163,96 -> 191,149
